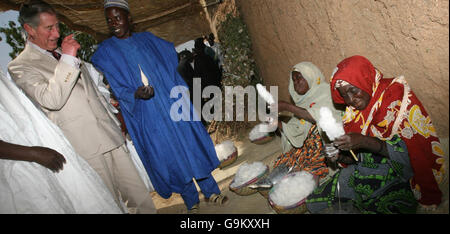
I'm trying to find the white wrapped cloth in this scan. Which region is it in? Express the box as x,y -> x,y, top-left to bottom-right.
126,139 -> 154,192
0,71 -> 122,214
83,61 -> 118,114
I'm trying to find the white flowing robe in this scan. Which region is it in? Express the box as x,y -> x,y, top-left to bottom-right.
0,71 -> 122,214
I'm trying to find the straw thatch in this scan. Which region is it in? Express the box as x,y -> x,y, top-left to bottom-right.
0,0 -> 221,45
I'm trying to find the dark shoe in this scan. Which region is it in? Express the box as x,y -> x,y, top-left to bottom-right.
187,203 -> 200,214
205,194 -> 229,206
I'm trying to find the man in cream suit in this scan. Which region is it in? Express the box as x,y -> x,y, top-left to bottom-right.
8,1 -> 156,214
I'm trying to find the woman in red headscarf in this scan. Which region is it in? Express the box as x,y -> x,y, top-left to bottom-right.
305,55 -> 444,213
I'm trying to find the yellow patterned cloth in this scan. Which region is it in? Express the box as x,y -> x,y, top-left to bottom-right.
330,55 -> 444,206
274,125 -> 329,179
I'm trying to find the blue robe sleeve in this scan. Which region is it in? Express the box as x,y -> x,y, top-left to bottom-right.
142,32 -> 186,86
92,45 -> 138,116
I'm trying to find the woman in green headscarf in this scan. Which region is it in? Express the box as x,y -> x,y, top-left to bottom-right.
273,62 -> 342,179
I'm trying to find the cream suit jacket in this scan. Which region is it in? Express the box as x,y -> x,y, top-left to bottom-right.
8,45 -> 124,160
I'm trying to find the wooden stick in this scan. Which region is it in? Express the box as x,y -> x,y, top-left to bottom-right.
349,150 -> 358,162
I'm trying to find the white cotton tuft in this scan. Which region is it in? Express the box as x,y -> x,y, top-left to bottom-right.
215,140 -> 237,161
256,83 -> 275,105
269,171 -> 317,207
230,161 -> 267,188
318,107 -> 345,141
249,123 -> 274,141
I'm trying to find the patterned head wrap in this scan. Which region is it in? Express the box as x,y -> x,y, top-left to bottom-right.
330,55 -> 378,105
104,0 -> 129,12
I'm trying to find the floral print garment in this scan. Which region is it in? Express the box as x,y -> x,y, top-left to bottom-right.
330,55 -> 444,206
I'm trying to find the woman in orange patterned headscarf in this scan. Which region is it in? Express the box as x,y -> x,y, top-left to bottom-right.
329,55 -> 444,207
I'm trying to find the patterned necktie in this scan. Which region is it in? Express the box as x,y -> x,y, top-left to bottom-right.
48,50 -> 61,60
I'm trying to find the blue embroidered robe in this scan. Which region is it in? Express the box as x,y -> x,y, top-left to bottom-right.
92,32 -> 219,198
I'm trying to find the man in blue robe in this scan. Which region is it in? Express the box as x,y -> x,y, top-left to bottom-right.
92,0 -> 228,213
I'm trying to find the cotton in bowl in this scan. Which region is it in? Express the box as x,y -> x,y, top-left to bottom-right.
268,171 -> 318,214
249,123 -> 275,145
215,140 -> 238,169
229,161 -> 269,196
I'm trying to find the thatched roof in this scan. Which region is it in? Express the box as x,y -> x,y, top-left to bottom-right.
0,0 -> 219,45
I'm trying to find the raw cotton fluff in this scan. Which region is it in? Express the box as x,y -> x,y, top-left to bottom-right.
249,123 -> 273,141
230,161 -> 267,188
318,107 -> 345,141
215,140 -> 236,161
269,171 -> 317,207
256,83 -> 275,105
324,143 -> 339,158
